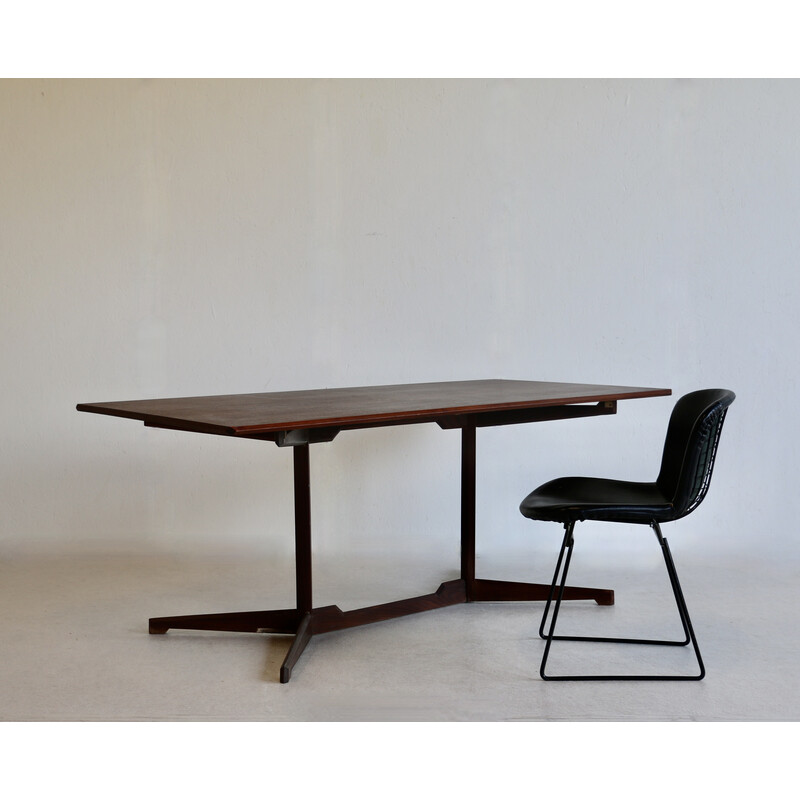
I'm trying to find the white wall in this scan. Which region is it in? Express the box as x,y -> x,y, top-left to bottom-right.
1,80 -> 796,569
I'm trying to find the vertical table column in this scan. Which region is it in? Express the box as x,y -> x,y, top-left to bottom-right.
280,443 -> 314,683
461,419 -> 476,600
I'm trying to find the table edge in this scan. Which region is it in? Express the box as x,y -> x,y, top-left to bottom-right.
76,385 -> 671,437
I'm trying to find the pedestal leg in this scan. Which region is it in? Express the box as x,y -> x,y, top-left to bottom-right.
278,444 -> 315,681
461,421 -> 476,599
293,444 -> 312,614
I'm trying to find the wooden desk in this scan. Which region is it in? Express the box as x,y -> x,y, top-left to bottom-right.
77,379 -> 670,682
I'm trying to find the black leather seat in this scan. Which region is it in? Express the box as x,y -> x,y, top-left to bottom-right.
521,477 -> 673,524
520,388 -> 735,680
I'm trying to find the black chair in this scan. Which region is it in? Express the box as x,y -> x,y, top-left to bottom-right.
519,388 -> 735,680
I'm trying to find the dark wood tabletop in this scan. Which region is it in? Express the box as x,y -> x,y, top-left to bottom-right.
77,379 -> 670,437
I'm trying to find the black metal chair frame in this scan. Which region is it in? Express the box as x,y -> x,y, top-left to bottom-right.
523,389 -> 734,681
539,519 -> 704,681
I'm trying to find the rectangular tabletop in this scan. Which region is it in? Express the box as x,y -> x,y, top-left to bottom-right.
76,379 -> 670,437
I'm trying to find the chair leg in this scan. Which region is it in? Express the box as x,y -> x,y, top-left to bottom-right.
539,522 -> 576,678
539,520 -> 705,681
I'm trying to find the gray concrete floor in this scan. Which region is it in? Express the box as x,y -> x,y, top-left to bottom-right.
1,549 -> 798,721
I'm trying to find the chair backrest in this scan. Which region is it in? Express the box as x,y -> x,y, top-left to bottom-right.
655,389 -> 735,520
